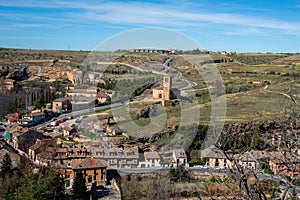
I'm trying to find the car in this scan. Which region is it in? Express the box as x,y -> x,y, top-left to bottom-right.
62,118 -> 69,122
279,180 -> 287,186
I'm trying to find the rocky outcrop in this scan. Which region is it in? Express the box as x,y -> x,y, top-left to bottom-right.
0,66 -> 9,77
6,65 -> 30,81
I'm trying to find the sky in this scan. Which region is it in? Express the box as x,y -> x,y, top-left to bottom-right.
0,0 -> 300,53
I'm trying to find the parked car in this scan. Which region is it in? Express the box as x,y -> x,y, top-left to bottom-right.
62,117 -> 69,122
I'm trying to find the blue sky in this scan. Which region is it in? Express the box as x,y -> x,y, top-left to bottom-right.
0,0 -> 300,52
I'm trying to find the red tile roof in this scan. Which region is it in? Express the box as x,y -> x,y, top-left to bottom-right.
72,157 -> 107,169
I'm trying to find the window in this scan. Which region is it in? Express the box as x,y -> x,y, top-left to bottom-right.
88,175 -> 92,183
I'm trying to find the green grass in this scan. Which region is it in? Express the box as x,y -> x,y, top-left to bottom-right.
153,135 -> 175,146
55,135 -> 75,142
272,180 -> 280,187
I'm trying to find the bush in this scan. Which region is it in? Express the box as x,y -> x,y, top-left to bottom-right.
210,175 -> 216,182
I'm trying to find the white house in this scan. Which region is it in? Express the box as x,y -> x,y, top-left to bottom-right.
21,112 -> 45,126
173,149 -> 188,167
234,152 -> 259,170
141,151 -> 161,168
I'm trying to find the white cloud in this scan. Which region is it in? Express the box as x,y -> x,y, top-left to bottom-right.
1,0 -> 300,34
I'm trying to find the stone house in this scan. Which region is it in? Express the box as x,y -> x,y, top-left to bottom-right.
201,145 -> 232,168
52,97 -> 72,113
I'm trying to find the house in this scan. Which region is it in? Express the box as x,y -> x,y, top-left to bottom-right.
173,149 -> 188,166
7,113 -> 19,124
70,157 -> 107,187
53,147 -> 91,167
90,145 -> 139,169
67,87 -> 98,98
21,111 -> 45,126
201,145 -> 232,168
88,72 -> 102,83
140,151 -> 161,168
269,154 -> 300,177
34,147 -> 56,166
63,127 -> 77,137
106,127 -> 122,136
234,152 -> 259,170
4,79 -> 16,90
52,97 -> 72,113
5,125 -> 45,152
96,91 -> 110,104
28,138 -> 56,162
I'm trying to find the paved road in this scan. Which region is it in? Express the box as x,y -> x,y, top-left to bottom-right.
34,101 -> 127,129
115,166 -> 230,174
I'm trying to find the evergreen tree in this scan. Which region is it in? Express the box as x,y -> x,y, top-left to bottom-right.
72,171 -> 87,199
0,153 -> 12,177
33,93 -> 45,109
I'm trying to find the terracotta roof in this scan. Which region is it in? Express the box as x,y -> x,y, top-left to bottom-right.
29,139 -> 56,151
72,157 -> 107,169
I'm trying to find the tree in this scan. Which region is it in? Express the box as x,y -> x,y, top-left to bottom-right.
35,171 -> 66,200
0,153 -> 12,177
72,171 -> 87,199
168,165 -> 187,182
17,171 -> 67,200
33,93 -> 45,109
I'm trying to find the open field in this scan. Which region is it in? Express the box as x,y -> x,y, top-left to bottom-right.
125,53 -> 300,136
1,49 -> 299,126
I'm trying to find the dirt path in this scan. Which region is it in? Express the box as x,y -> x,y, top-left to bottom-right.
263,85 -> 300,106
